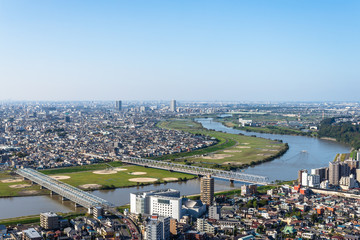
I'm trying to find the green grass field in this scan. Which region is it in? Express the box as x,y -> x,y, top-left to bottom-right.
0,171 -> 50,197
0,163 -> 196,197
158,119 -> 288,169
45,164 -> 195,189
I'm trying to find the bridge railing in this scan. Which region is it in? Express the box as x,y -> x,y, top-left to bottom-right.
16,168 -> 113,208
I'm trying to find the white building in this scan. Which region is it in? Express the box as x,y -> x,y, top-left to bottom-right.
150,195 -> 182,221
340,174 -> 357,190
182,199 -> 206,218
301,170 -> 308,186
308,174 -> 320,187
196,218 -> 216,234
130,189 -> 182,220
238,118 -> 252,127
320,180 -> 329,189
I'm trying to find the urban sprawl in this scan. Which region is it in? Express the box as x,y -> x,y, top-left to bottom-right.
1,101 -> 360,240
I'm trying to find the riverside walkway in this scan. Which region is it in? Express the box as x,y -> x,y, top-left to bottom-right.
16,168 -> 113,209
121,156 -> 269,185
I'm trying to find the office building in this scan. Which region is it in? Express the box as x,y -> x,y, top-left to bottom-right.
115,100 -> 122,111
150,195 -> 182,221
130,189 -> 182,220
40,212 -> 59,229
170,100 -> 176,112
200,175 -> 214,205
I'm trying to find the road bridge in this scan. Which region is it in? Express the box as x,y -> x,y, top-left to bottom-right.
16,168 -> 113,209
121,156 -> 269,185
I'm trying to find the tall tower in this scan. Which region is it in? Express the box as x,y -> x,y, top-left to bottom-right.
170,100 -> 176,112
200,175 -> 214,205
116,100 -> 122,111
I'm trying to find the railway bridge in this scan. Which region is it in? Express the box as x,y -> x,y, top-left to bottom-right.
121,156 -> 269,185
16,168 -> 113,210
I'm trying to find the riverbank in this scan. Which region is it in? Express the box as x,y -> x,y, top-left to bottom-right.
320,137 -> 337,142
220,120 -> 314,137
157,119 -> 289,170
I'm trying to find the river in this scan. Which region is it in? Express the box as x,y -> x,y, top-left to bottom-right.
0,178 -> 238,219
0,118 -> 350,219
196,118 -> 350,181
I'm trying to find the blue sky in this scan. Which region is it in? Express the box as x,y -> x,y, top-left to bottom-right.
0,0 -> 359,101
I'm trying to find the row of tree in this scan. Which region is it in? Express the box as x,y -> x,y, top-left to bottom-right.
318,117 -> 360,150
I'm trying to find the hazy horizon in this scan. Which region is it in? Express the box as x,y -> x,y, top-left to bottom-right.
1,0 -> 359,102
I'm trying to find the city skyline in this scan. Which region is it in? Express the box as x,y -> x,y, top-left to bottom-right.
1,0 -> 359,102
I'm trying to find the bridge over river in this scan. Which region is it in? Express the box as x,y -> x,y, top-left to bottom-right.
121,156 -> 269,185
16,168 -> 113,209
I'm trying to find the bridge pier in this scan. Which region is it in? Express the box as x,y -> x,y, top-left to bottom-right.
74,203 -> 81,208
31,181 -> 36,185
62,196 -> 69,202
50,191 -> 58,196
40,185 -> 46,190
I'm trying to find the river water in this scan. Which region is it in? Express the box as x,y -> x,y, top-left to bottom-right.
0,178 -> 237,219
0,118 -> 350,219
196,118 -> 350,181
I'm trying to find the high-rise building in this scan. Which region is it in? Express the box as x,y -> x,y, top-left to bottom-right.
307,174 -> 320,187
169,219 -> 178,236
170,100 -> 176,112
200,175 -> 214,205
311,167 -> 328,182
146,216 -> 170,240
356,169 -> 360,182
40,212 -> 59,229
115,100 -> 122,111
298,169 -> 306,184
344,159 -> 358,175
329,162 -> 340,186
301,170 -> 309,186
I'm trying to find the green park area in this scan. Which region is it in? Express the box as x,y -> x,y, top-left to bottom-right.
0,162 -> 195,198
158,119 -> 288,169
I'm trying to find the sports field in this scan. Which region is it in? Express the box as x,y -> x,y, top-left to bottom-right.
0,163 -> 195,197
158,119 -> 288,168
